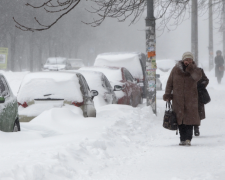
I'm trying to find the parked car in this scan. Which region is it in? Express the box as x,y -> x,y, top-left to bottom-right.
94,52 -> 147,97
17,72 -> 98,122
42,57 -> 72,71
75,70 -> 117,109
68,59 -> 85,70
0,74 -> 20,132
80,66 -> 143,107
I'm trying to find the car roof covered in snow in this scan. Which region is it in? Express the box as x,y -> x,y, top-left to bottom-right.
79,66 -> 123,82
17,72 -> 83,103
94,52 -> 144,79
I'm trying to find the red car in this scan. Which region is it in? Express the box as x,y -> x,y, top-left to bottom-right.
80,66 -> 143,107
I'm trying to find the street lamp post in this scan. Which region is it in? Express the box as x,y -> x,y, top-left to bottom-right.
145,0 -> 157,115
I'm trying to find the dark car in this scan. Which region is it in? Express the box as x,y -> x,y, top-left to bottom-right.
80,66 -> 143,107
0,74 -> 20,132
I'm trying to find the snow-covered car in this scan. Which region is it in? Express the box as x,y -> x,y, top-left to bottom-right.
43,57 -> 72,71
94,52 -> 147,97
75,70 -> 117,109
68,59 -> 85,70
17,72 -> 98,122
0,74 -> 20,132
80,66 -> 143,107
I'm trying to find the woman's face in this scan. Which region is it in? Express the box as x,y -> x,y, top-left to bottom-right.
183,58 -> 193,66
217,52 -> 221,56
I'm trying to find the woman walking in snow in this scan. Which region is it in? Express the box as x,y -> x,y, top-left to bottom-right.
215,50 -> 224,84
163,52 -> 202,146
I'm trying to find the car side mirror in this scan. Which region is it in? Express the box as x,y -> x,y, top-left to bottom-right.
156,74 -> 160,78
134,78 -> 139,83
90,90 -> 98,99
114,85 -> 123,91
0,96 -> 5,103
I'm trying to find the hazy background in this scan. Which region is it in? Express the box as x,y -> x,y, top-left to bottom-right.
1,1 -> 223,70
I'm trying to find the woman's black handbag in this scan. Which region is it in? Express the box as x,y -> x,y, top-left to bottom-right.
163,102 -> 178,131
198,88 -> 211,104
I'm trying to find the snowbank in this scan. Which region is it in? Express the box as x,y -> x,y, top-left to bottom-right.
95,52 -> 143,79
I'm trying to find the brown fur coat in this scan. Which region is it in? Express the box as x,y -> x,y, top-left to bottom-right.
163,61 -> 202,125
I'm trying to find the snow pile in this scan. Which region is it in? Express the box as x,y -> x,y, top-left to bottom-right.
0,104 -> 157,180
17,72 -> 83,104
19,102 -> 63,117
94,52 -> 143,79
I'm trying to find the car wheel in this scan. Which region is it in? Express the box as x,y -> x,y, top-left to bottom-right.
13,119 -> 20,132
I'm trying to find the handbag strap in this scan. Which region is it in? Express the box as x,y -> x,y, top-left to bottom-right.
166,101 -> 173,110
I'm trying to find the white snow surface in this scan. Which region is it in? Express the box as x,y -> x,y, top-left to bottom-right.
94,52 -> 143,79
17,72 -> 83,104
157,59 -> 177,71
0,69 -> 225,180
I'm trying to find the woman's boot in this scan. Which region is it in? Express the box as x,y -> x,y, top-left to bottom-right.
194,126 -> 200,136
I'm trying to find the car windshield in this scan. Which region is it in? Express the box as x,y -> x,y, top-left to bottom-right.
46,58 -> 66,65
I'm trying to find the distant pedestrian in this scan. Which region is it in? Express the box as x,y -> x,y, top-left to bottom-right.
163,52 -> 202,146
194,69 -> 209,136
215,50 -> 224,84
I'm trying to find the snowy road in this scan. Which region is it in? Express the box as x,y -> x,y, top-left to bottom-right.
0,70 -> 224,180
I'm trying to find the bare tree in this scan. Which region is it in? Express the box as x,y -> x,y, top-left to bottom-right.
14,0 -> 198,32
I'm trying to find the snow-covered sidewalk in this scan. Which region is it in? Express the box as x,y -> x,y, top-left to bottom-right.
0,70 -> 224,180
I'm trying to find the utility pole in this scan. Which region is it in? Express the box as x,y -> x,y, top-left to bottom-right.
29,32 -> 34,72
191,0 -> 198,66
223,0 -> 225,57
146,0 -> 157,115
208,0 -> 214,71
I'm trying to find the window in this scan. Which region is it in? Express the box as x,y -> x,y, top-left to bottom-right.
0,76 -> 9,97
79,75 -> 91,97
124,69 -> 134,82
103,75 -> 113,92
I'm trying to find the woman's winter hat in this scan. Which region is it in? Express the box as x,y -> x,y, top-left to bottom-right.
216,50 -> 222,54
182,52 -> 193,61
